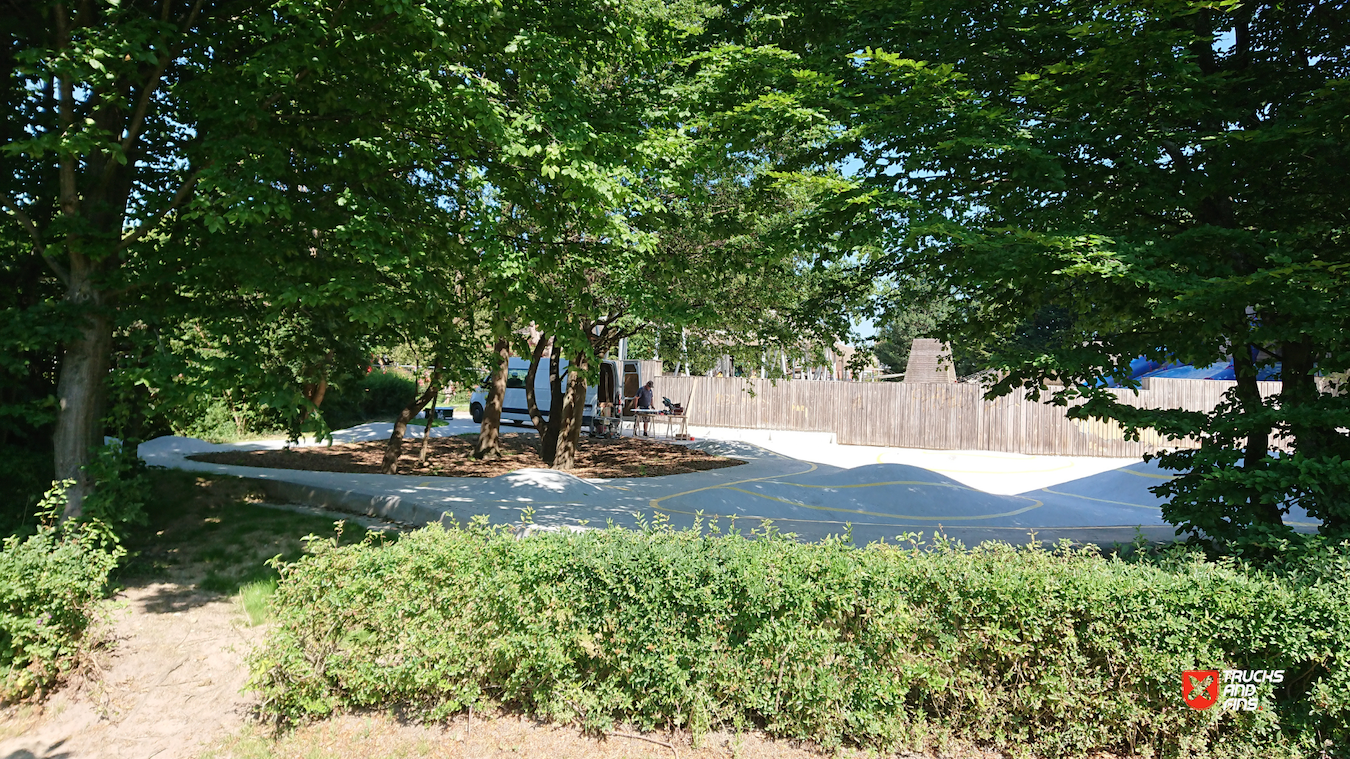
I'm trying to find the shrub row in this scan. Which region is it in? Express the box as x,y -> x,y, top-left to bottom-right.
321,369 -> 418,429
0,484 -> 123,700
250,523 -> 1350,758
166,370 -> 418,442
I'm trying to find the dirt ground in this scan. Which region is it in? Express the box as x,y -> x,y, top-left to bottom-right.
200,711 -> 1012,759
0,583 -> 265,759
189,432 -> 745,479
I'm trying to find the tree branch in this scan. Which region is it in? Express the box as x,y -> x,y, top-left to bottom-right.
55,3 -> 79,220
1158,139 -> 1190,174
1,193 -> 46,250
116,165 -> 206,250
118,0 -> 205,160
0,193 -> 69,285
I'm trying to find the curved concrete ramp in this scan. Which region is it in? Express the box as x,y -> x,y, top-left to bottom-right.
139,430 -> 1318,548
648,460 -> 1165,544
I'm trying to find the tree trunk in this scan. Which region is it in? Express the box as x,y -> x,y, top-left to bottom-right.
54,297 -> 114,519
552,351 -> 589,472
474,335 -> 510,459
381,372 -> 441,475
42,2 -> 200,517
540,340 -> 566,464
524,334 -> 549,435
418,384 -> 438,463
1231,344 -> 1282,527
1280,339 -> 1347,531
297,366 -> 331,427
1281,339 -> 1324,455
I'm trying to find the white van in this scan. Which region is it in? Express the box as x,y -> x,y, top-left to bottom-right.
468,357 -> 649,429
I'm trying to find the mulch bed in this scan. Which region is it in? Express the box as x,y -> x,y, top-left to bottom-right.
187,432 -> 745,479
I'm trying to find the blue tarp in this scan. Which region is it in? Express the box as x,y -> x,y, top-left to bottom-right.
1101,357 -> 1282,387
1137,360 -> 1281,382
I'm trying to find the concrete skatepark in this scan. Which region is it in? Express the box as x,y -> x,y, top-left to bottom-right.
138,419 -> 1319,546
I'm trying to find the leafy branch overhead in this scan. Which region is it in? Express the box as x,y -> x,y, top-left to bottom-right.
4,0 -> 1347,545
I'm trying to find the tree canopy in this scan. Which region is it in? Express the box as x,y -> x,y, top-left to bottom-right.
776,0 -> 1350,544
4,0 -> 1346,545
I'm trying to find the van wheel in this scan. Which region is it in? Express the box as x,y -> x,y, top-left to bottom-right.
470,403 -> 484,423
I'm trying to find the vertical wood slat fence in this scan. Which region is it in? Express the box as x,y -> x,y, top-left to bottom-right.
653,376 -> 1284,458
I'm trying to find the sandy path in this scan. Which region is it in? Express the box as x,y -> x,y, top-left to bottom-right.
0,583 -> 264,759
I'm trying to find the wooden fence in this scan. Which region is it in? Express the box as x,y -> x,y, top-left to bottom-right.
652,376 -> 1284,457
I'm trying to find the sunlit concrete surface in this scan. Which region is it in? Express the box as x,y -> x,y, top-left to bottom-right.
681,426 -> 1142,495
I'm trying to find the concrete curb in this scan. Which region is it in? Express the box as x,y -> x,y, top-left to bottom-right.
250,479 -> 450,527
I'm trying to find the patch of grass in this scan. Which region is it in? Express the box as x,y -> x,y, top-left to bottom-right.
238,578 -> 277,626
446,386 -> 473,408
199,725 -> 277,758
120,469 -> 392,597
198,713 -> 836,759
185,427 -> 290,445
385,416 -> 448,427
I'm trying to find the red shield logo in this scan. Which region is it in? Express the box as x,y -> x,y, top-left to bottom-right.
1182,670 -> 1220,710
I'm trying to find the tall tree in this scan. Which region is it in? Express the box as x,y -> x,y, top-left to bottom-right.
490,29 -> 863,468
790,0 -> 1350,543
2,0 -> 519,514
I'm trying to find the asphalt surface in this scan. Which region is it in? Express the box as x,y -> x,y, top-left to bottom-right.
139,420 -> 1318,547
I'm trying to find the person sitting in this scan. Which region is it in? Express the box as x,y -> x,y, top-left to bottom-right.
635,380 -> 655,436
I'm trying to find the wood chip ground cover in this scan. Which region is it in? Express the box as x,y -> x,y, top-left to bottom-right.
188,432 -> 745,479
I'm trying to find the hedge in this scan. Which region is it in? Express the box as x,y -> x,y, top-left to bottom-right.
250,522 -> 1350,758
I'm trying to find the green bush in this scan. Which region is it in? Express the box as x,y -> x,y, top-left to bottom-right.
0,482 -> 123,700
82,441 -> 150,528
166,370 -> 418,440
358,369 -> 418,417
322,369 -> 417,428
171,393 -> 287,442
250,523 -> 1350,758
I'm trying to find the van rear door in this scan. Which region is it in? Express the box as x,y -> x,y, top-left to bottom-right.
622,360 -> 641,411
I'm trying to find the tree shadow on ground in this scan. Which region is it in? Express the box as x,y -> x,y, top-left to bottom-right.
117,470 -> 390,615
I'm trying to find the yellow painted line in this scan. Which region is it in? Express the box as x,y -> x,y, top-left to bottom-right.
767,479 -> 972,491
1120,469 -> 1176,480
648,503 -> 1164,532
721,486 -> 1044,522
648,463 -> 1042,523
1039,488 -> 1161,510
647,462 -> 819,513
